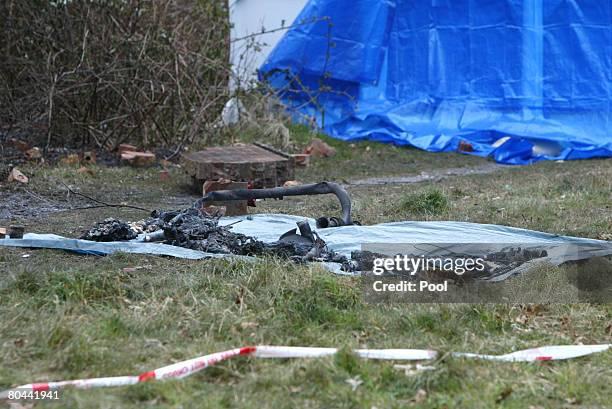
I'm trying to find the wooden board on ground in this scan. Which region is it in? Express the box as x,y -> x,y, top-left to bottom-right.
181,143 -> 294,190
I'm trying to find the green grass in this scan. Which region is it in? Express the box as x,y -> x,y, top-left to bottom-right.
0,131 -> 611,408
241,123 -> 490,181
397,190 -> 450,216
0,251 -> 610,408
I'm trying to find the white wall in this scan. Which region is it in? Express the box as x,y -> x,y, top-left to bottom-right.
229,0 -> 308,89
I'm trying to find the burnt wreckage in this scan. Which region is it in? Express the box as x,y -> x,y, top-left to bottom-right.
80,182 -> 553,278
81,182 -> 357,269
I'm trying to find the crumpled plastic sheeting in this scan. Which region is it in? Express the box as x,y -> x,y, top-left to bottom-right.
1,215 -> 610,277
0,233 -> 215,260
220,214 -> 612,278
219,214 -> 609,252
260,0 -> 612,164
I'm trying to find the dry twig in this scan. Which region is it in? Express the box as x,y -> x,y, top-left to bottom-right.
61,182 -> 151,213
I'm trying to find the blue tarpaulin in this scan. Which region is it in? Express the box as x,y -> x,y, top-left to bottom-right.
260,0 -> 612,164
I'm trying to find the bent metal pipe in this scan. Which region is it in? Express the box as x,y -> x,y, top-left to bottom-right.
193,182 -> 353,227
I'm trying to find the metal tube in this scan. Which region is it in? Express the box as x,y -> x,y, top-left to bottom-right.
193,182 -> 353,226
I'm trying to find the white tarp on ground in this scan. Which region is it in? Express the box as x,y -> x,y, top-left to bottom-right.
229,0 -> 307,88
1,214 -> 610,278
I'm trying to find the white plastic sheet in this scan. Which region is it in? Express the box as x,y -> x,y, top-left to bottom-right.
1,214 -> 609,278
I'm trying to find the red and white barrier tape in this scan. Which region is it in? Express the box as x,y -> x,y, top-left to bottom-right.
1,344 -> 609,398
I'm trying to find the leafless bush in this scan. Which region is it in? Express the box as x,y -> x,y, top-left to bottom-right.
0,0 -> 231,150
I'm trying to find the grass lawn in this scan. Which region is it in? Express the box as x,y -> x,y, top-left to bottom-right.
0,130 -> 611,408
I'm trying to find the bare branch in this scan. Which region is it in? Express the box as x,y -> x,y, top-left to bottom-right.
60,182 -> 152,213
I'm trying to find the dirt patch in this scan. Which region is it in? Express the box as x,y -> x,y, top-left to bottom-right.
0,189 -> 83,220
346,164 -> 508,186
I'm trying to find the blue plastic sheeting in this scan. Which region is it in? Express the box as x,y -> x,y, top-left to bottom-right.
2,215 -> 609,278
260,0 -> 612,164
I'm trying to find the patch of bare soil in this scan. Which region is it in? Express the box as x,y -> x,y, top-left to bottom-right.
0,189 -> 81,219
346,163 -> 508,186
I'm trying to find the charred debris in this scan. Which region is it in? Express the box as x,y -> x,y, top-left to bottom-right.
78,181 -> 552,279
80,208 -> 354,269
80,181 -> 359,270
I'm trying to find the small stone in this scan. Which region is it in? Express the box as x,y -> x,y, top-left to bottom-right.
303,138 -> 336,157
118,144 -> 138,154
25,147 -> 42,160
7,168 -> 28,184
121,151 -> 156,167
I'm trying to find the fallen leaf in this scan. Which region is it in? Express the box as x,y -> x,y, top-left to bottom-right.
559,315 -> 570,327
7,168 -> 28,184
525,304 -> 543,317
240,322 -> 258,329
345,376 -> 363,391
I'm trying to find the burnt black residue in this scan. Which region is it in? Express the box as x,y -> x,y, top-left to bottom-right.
146,208 -> 263,255
81,208 -> 352,267
485,247 -> 548,263
80,218 -> 138,242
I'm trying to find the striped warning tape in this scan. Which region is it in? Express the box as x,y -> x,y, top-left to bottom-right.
1,344 -> 609,398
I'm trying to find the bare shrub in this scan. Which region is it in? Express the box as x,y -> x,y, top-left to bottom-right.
0,0 -> 230,150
